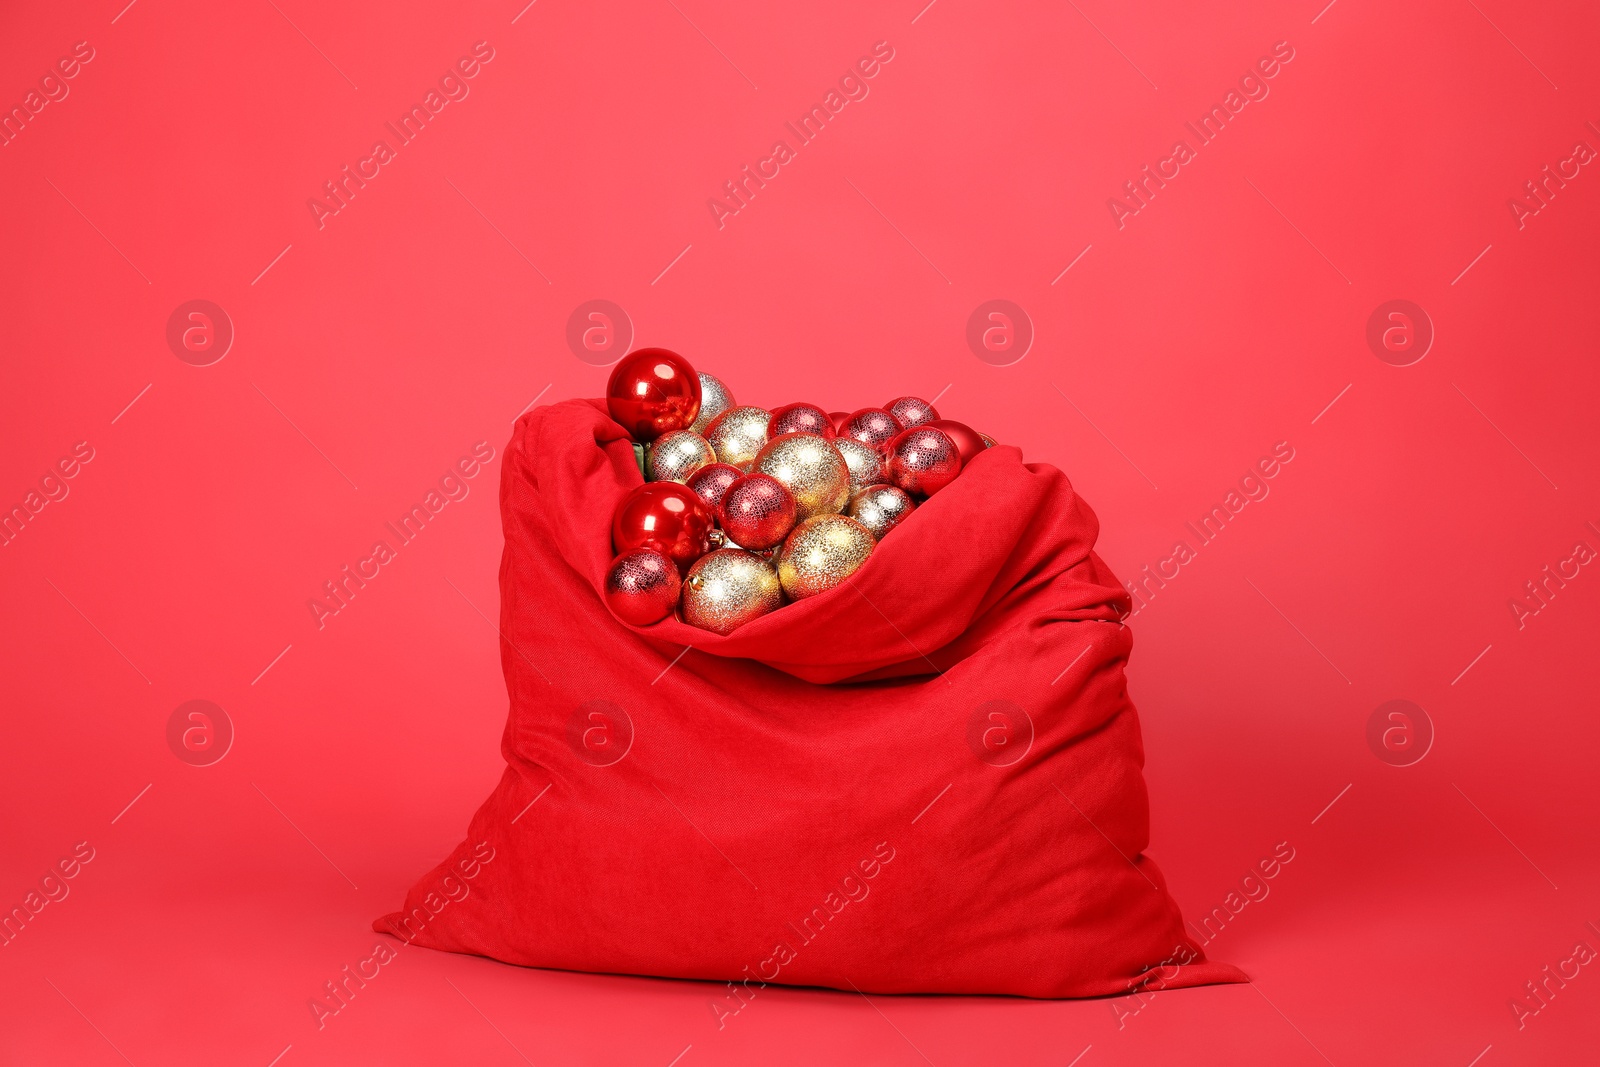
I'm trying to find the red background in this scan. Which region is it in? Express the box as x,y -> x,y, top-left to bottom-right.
2,0 -> 1597,1063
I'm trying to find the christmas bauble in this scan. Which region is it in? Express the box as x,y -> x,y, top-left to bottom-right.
828,411 -> 851,434
704,405 -> 771,470
682,549 -> 783,634
885,396 -> 939,429
752,432 -> 850,521
980,432 -> 997,448
847,484 -> 915,540
833,437 -> 887,490
611,482 -> 715,572
927,419 -> 989,466
606,348 -> 700,442
686,462 -> 743,510
718,473 -> 798,550
887,426 -> 962,497
604,548 -> 681,625
690,372 -> 735,435
768,402 -> 836,440
777,515 -> 875,599
841,407 -> 903,453
646,430 -> 715,484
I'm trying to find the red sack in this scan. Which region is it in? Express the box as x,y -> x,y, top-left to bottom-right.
377,399 -> 1246,998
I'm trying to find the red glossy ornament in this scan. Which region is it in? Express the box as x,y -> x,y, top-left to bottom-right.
606,348 -> 701,442
885,396 -> 939,429
768,402 -> 836,440
611,482 -> 715,572
927,419 -> 989,466
686,462 -> 743,510
604,548 -> 681,626
718,473 -> 798,551
828,411 -> 851,434
841,407 -> 903,453
887,426 -> 962,497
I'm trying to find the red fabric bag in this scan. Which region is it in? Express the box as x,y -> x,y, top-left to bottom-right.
376,398 -> 1246,998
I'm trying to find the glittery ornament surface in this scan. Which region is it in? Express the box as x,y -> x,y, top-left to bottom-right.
885,396 -> 940,429
690,373 -> 736,434
777,514 -> 874,599
604,548 -> 681,625
833,437 -> 887,490
887,426 -> 963,497
842,407 -> 903,453
605,348 -> 701,442
704,406 -> 771,470
718,473 -> 798,550
926,419 -> 989,466
752,433 -> 850,521
646,430 -> 716,483
686,462 -> 743,510
768,402 -> 836,440
682,549 -> 784,634
847,484 -> 916,540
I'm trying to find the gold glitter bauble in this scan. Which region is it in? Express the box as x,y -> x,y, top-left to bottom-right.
704,406 -> 771,470
777,515 -> 874,600
847,484 -> 916,540
752,433 -> 850,521
682,548 -> 784,634
833,437 -> 887,490
646,430 -> 716,484
691,373 -> 736,435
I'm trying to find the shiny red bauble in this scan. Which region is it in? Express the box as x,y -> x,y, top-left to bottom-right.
841,407 -> 903,453
887,425 -> 963,497
885,396 -> 939,429
611,481 -> 715,572
828,410 -> 851,434
604,548 -> 681,626
606,348 -> 701,442
718,473 -> 798,550
927,419 -> 989,466
685,462 -> 743,510
768,402 -> 836,440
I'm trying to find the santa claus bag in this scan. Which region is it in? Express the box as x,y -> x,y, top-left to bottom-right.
376,398 -> 1246,998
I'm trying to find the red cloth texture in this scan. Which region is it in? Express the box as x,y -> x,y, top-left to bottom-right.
376,399 -> 1247,998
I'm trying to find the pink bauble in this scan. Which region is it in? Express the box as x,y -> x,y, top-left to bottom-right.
841,407 -> 903,453
886,426 -> 962,497
604,548 -> 681,625
926,419 -> 989,466
686,462 -> 743,510
768,402 -> 836,440
718,473 -> 799,551
885,396 -> 939,429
